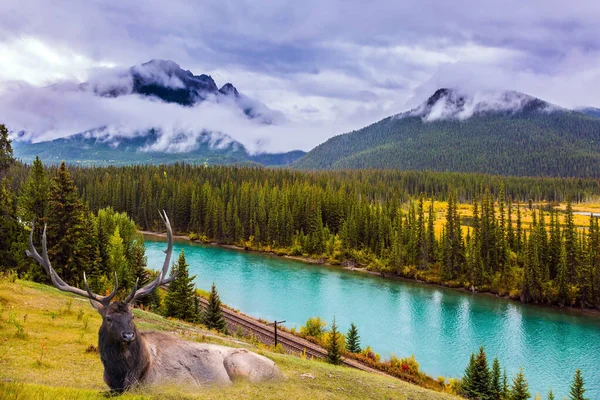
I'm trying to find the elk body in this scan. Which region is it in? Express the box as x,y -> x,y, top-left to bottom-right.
27,211 -> 280,392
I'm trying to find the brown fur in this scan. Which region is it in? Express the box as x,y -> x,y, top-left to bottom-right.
98,302 -> 280,392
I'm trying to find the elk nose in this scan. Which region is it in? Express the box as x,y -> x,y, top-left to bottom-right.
122,332 -> 135,342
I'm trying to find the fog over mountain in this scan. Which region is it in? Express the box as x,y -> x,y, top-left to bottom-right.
3,60 -> 360,156
294,87 -> 600,177
400,88 -> 563,122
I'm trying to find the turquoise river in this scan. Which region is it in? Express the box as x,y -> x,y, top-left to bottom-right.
145,237 -> 600,398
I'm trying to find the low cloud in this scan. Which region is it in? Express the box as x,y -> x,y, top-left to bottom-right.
1,81 -> 359,154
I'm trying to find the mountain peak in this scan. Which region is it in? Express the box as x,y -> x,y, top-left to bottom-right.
405,88 -> 554,122
219,83 -> 239,97
141,59 -> 182,72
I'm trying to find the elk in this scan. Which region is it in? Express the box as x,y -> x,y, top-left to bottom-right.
27,211 -> 280,392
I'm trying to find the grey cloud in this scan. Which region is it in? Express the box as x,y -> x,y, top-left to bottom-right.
1,0 -> 600,151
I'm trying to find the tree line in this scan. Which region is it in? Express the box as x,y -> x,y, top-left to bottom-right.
4,151 -> 600,309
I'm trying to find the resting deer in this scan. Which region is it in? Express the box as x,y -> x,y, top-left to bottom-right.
27,211 -> 280,392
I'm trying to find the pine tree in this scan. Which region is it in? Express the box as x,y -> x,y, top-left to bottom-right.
564,196 -> 578,277
326,317 -> 342,365
0,124 -> 14,179
462,347 -> 494,399
557,243 -> 570,306
203,282 -> 227,332
164,250 -> 197,322
510,368 -> 531,400
569,369 -> 587,400
46,162 -> 87,285
472,346 -> 492,399
547,388 -> 554,400
18,156 -> 50,242
462,352 -> 476,396
345,322 -> 361,353
502,369 -> 509,400
491,357 -> 502,400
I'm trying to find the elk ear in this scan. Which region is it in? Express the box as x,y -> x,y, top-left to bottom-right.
90,299 -> 105,313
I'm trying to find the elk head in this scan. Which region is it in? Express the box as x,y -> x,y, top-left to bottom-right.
26,210 -> 176,345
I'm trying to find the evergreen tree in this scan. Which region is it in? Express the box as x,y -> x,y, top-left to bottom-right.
569,369 -> 587,400
46,162 -> 87,285
491,357 -> 502,400
547,388 -> 554,400
0,124 -> 13,179
510,368 -> 531,400
326,317 -> 342,365
502,369 -> 509,400
462,346 -> 493,399
472,346 -> 492,399
203,282 -> 227,332
18,156 -> 50,242
164,250 -> 197,322
345,322 -> 361,353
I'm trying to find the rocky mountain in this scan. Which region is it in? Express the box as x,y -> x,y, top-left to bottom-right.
11,59 -> 302,166
294,88 -> 600,178
81,59 -> 281,124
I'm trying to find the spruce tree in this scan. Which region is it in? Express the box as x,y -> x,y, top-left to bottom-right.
502,369 -> 509,399
345,322 -> 361,353
0,124 -> 13,179
203,282 -> 227,332
46,162 -> 87,285
462,353 -> 477,398
491,357 -> 502,400
326,317 -> 342,365
547,388 -> 554,400
472,346 -> 492,399
569,369 -> 587,400
18,156 -> 50,242
463,346 -> 494,399
510,368 -> 531,400
164,250 -> 197,322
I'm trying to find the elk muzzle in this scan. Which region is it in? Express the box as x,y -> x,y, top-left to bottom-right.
122,332 -> 135,343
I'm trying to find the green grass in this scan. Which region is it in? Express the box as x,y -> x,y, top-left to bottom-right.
0,277 -> 457,399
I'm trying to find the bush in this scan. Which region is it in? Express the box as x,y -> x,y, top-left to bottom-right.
300,317 -> 326,338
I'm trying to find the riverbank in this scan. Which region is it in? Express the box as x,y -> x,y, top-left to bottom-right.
139,230 -> 600,318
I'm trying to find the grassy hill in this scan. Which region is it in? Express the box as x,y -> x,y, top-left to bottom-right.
295,91 -> 600,178
0,275 -> 456,400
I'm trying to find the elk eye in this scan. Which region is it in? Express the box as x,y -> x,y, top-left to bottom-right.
105,317 -> 112,323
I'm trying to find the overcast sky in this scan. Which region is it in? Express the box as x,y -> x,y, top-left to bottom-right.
1,0 -> 600,152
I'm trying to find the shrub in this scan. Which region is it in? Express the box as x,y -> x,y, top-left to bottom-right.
300,317 -> 326,338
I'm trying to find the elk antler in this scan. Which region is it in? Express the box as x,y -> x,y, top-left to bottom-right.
26,224 -> 118,309
124,210 -> 176,304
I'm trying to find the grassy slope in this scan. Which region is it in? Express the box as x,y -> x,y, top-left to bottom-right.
0,277 -> 456,400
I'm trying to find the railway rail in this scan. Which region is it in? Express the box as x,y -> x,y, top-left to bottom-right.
198,298 -> 384,375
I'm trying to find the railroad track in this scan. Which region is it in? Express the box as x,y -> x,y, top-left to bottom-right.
198,298 -> 384,375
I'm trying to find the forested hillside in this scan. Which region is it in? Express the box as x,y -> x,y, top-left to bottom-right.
295,89 -> 600,178
12,132 -> 305,167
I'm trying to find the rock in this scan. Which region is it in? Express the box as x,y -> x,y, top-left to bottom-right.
300,373 -> 315,379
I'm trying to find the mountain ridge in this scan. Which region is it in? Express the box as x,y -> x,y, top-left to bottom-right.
294,88 -> 600,178
11,59 -> 304,166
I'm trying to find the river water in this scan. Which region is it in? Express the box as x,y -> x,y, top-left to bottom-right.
145,237 -> 600,398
